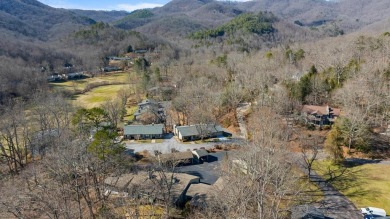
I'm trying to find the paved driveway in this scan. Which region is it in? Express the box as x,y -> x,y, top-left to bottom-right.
177,151 -> 230,184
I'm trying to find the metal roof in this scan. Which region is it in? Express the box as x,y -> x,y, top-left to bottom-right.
192,149 -> 209,158
176,124 -> 224,137
124,124 -> 164,135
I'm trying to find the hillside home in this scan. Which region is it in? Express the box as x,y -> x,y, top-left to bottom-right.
301,105 -> 340,126
65,72 -> 85,80
101,66 -> 122,72
123,124 -> 164,140
47,74 -> 62,82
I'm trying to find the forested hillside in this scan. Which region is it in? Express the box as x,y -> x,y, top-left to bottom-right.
1,0 -> 390,218
0,0 -> 95,40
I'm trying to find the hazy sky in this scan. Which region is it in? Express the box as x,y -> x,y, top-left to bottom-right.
38,0 -> 169,11
38,0 -> 252,11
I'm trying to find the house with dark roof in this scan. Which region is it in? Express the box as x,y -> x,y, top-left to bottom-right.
301,105 -> 341,126
173,124 -> 227,141
188,177 -> 225,209
101,66 -> 122,72
123,124 -> 164,140
47,74 -> 62,82
65,72 -> 85,80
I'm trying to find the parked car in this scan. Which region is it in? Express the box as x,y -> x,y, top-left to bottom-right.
361,207 -> 386,218
364,216 -> 390,219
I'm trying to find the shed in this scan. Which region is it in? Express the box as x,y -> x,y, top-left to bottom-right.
124,124 -> 164,140
192,149 -> 209,162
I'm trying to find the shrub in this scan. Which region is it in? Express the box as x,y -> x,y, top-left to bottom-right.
306,124 -> 316,130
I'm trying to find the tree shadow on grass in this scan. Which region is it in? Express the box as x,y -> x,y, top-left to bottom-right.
320,163 -> 372,199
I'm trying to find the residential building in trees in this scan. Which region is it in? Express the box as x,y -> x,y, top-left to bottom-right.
301,105 -> 341,126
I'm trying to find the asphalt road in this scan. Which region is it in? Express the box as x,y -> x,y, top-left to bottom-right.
305,171 -> 361,219
292,153 -> 363,219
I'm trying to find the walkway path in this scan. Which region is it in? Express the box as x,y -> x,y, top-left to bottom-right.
236,103 -> 251,139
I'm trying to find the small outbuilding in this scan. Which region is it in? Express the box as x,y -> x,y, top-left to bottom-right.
192,149 -> 209,163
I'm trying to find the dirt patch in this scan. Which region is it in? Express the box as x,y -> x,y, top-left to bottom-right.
219,110 -> 240,135
135,150 -> 156,163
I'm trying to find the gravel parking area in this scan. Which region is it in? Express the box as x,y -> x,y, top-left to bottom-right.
125,134 -> 219,154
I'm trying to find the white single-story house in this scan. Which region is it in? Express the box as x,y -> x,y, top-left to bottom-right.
173,124 -> 227,141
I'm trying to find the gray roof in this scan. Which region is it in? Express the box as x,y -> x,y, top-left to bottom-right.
176,124 -> 224,137
193,149 -> 209,158
124,124 -> 163,135
176,126 -> 199,137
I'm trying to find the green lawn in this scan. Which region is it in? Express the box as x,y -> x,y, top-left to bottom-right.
314,160 -> 390,213
124,105 -> 138,122
73,84 -> 128,108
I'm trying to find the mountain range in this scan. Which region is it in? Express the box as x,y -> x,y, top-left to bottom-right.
2,0 -> 390,41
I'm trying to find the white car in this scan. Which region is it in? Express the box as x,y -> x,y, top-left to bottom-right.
361,207 -> 386,217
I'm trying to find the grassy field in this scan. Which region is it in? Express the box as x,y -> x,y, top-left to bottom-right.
50,72 -> 131,92
73,84 -> 128,108
124,105 -> 138,122
314,160 -> 390,213
51,71 -> 143,124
